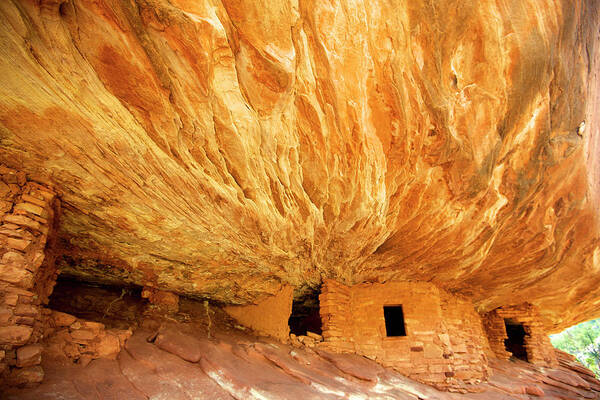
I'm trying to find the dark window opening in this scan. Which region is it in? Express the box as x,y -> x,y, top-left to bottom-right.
288,287 -> 322,336
504,319 -> 528,362
384,305 -> 407,337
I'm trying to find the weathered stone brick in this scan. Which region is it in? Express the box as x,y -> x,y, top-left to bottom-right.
21,194 -> 46,207
30,251 -> 45,271
96,333 -> 121,359
14,316 -> 35,326
79,321 -> 105,332
0,263 -> 34,288
29,186 -> 55,200
10,365 -> 44,385
0,181 -> 10,197
14,202 -> 46,217
0,325 -> 33,345
0,200 -> 11,213
70,329 -> 97,343
4,293 -> 19,307
16,171 -> 26,186
7,237 -> 32,251
1,251 -> 25,267
1,172 -> 17,184
51,311 -> 77,327
3,214 -> 42,232
16,343 -> 43,367
0,307 -> 13,325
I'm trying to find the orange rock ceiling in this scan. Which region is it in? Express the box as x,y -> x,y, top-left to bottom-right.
0,0 -> 599,331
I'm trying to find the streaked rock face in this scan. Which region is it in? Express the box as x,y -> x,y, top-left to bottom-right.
0,0 -> 598,330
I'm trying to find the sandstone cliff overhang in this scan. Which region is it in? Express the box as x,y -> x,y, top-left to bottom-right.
0,0 -> 599,331
0,165 -> 598,393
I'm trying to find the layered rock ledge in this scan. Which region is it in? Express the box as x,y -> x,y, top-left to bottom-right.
4,310 -> 600,399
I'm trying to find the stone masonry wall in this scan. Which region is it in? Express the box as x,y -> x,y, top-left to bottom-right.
43,310 -> 132,366
483,303 -> 558,368
224,285 -> 294,341
439,291 -> 491,383
319,279 -> 353,352
319,280 -> 491,389
0,165 -> 59,385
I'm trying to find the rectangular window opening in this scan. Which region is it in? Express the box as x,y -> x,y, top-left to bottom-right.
383,305 -> 407,337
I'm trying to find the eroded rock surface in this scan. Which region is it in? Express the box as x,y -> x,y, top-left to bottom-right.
4,321 -> 600,399
0,0 -> 599,330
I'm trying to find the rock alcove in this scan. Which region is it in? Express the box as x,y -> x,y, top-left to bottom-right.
1,0 -> 600,397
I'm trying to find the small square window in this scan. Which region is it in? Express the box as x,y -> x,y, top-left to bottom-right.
383,305 -> 407,337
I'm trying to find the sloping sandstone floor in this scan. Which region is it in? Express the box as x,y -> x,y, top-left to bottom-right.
4,305 -> 600,400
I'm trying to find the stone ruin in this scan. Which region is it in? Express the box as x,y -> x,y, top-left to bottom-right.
0,166 -> 134,385
0,165 -> 596,395
483,303 -> 559,368
319,280 -> 492,389
0,166 -> 60,384
222,279 -> 560,390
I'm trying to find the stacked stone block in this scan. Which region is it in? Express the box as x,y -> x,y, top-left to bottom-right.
483,303 -> 558,368
44,310 -> 132,365
319,280 -> 491,390
319,279 -> 354,352
483,309 -> 513,360
0,165 -> 58,385
439,292 -> 491,384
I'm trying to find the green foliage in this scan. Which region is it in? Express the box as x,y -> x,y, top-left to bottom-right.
550,319 -> 600,377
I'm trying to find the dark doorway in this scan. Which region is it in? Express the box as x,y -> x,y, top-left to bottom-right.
504,319 -> 528,361
383,305 -> 407,337
288,287 -> 322,336
48,276 -> 145,329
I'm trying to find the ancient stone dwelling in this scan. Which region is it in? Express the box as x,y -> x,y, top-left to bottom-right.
319,281 -> 493,388
483,304 -> 559,367
0,167 -> 563,389
0,167 -> 133,385
223,278 -> 560,389
0,167 -> 60,383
